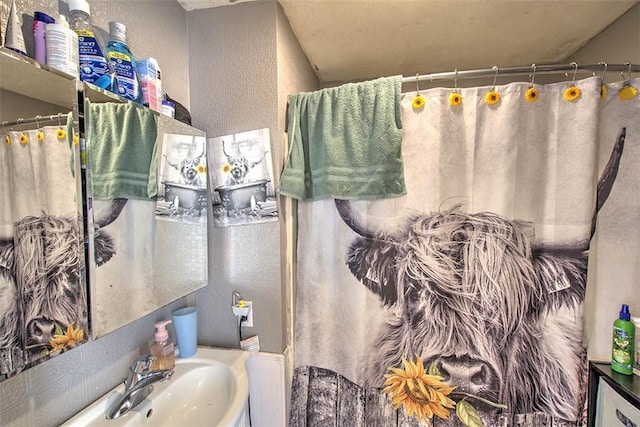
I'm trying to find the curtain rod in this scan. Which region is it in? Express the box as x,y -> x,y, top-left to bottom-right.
1,113 -> 69,128
404,63 -> 640,84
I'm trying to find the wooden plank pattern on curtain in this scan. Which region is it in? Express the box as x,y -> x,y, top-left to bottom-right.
290,366 -> 584,426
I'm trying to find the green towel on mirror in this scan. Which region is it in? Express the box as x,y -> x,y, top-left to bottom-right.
279,75 -> 406,201
86,100 -> 158,200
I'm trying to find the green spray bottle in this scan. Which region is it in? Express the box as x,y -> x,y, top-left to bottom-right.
612,304 -> 635,375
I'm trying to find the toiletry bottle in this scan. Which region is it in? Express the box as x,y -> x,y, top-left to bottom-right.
46,15 -> 79,79
136,58 -> 162,111
612,304 -> 635,375
149,320 -> 175,371
106,22 -> 143,104
68,0 -> 117,91
4,0 -> 27,56
33,12 -> 55,63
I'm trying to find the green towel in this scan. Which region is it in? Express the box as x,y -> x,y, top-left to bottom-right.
86,100 -> 158,200
278,75 -> 406,201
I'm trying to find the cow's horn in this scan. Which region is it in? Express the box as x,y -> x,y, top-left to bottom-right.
335,199 -> 377,238
94,198 -> 128,228
591,127 -> 625,238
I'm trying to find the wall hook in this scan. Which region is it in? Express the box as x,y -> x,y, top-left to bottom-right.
232,291 -> 241,307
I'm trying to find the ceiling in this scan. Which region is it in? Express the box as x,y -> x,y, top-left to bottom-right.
277,0 -> 639,84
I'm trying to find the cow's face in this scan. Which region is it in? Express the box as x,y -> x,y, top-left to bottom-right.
343,206 -> 590,418
15,215 -> 86,353
348,210 -> 544,395
335,128 -> 625,420
226,155 -> 250,184
0,199 -> 125,367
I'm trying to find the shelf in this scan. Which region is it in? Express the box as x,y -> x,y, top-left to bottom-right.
588,361 -> 640,426
0,47 -> 77,110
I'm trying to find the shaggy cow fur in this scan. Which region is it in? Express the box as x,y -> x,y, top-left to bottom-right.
0,206 -> 122,377
346,209 -> 587,419
336,128 -> 625,422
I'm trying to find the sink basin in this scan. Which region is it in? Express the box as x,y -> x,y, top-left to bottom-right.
63,346 -> 250,427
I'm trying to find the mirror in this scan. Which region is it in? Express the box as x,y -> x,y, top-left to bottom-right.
84,87 -> 208,338
0,47 -> 85,381
0,47 -> 208,378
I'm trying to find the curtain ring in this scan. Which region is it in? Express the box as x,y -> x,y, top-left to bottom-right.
491,66 -> 499,90
570,62 -> 578,86
529,63 -> 536,87
57,113 -> 63,128
415,73 -> 420,95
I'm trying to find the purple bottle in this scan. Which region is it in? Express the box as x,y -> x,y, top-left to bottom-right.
33,11 -> 55,63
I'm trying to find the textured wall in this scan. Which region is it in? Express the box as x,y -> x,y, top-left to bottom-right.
187,1 -> 285,353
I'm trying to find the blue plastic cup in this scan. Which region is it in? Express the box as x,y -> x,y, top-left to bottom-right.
172,307 -> 198,358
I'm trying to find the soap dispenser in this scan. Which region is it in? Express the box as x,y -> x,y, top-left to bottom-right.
149,320 -> 175,371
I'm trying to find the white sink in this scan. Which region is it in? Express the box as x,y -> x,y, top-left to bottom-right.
63,346 -> 250,427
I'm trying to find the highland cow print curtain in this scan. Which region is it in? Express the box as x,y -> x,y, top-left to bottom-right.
0,118 -> 86,382
290,75 -> 640,426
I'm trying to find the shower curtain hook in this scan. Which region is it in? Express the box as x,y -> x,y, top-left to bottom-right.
529,64 -> 536,87
415,73 -> 420,95
35,115 -> 45,142
598,62 -> 608,83
622,62 -> 632,83
570,62 -> 578,86
491,66 -> 499,90
454,69 -> 459,92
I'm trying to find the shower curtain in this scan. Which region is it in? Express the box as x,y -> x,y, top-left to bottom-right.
0,119 -> 86,381
290,75 -> 640,426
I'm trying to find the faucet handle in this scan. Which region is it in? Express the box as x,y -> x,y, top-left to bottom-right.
125,355 -> 155,388
129,355 -> 155,377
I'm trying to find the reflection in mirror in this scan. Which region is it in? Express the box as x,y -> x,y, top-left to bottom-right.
0,115 -> 86,381
0,47 -> 85,382
87,111 -> 208,339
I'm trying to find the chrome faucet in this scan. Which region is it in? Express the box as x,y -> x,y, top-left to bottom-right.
106,355 -> 174,420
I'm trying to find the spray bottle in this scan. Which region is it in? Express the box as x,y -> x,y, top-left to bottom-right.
612,304 -> 635,375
